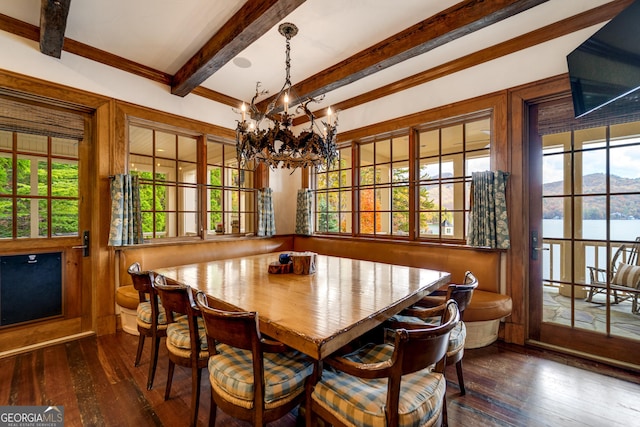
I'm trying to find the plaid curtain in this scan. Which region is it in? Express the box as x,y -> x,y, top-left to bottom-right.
467,170 -> 510,249
257,187 -> 276,237
295,189 -> 313,235
108,174 -> 143,246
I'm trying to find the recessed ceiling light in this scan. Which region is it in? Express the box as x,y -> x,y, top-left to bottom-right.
233,57 -> 252,68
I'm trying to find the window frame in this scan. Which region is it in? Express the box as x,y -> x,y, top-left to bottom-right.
127,118 -> 257,241
312,110 -> 493,244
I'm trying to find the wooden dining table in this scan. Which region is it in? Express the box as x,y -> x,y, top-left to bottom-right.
154,252 -> 450,360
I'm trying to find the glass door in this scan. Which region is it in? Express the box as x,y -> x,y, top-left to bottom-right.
529,96 -> 640,367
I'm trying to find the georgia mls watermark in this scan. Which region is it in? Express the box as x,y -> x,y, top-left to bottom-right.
0,406 -> 64,427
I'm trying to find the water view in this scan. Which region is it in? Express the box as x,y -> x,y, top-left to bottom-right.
542,219 -> 640,282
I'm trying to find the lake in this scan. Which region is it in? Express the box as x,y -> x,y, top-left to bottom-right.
542,219 -> 640,281
543,219 -> 640,241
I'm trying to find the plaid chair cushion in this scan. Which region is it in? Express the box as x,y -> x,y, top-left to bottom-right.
208,346 -> 313,405
312,343 -> 446,427
166,317 -> 208,351
389,314 -> 466,354
136,301 -> 167,325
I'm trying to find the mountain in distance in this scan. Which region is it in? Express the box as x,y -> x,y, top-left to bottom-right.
543,173 -> 640,219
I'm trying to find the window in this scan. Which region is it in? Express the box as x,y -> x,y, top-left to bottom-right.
315,146 -> 352,233
128,122 -> 256,240
417,117 -> 490,240
313,113 -> 491,242
0,131 -> 80,239
206,138 -> 255,235
359,135 -> 410,236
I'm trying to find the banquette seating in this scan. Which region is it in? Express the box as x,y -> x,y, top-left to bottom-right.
293,237 -> 513,348
115,236 -> 512,350
115,237 -> 293,334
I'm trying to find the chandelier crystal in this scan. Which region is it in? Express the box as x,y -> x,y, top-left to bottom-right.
235,23 -> 338,170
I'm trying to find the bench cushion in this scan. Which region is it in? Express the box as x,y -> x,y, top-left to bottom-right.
464,290 -> 512,322
115,285 -> 139,310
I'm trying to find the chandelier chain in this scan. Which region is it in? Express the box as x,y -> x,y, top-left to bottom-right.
234,23 -> 338,170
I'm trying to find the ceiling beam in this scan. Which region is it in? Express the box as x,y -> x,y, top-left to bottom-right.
171,0 -> 306,97
257,0 -> 549,112
39,0 -> 72,58
294,0 -> 635,126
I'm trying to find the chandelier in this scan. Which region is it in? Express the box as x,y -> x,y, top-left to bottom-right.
235,23 -> 338,170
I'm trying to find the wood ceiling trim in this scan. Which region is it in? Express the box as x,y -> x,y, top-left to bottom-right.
63,39 -> 173,85
191,86 -> 241,108
293,0 -> 635,126
256,0 -> 549,112
0,13 -> 172,85
0,13 -> 40,40
39,0 -> 71,58
170,0 -> 307,97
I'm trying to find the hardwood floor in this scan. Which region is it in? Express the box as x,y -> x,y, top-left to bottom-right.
1,331 -> 639,426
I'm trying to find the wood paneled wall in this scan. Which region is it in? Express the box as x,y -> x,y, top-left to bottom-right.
293,236 -> 501,293
0,65 -> 575,354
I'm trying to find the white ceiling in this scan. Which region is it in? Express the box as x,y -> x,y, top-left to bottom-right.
0,0 -> 620,115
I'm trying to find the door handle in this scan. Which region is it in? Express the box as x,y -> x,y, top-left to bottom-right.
72,231 -> 90,257
531,230 -> 547,260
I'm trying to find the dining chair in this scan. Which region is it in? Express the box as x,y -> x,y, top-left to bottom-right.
194,291 -> 314,427
153,274 -> 209,427
127,262 -> 167,390
391,271 -> 478,396
307,299 -> 459,427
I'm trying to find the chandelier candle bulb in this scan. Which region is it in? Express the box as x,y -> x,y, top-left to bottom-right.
241,102 -> 246,122
284,93 -> 289,114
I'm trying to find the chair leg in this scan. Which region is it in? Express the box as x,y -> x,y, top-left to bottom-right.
456,360 -> 466,395
442,392 -> 448,427
146,336 -> 161,390
134,334 -> 145,367
165,360 -> 175,401
190,367 -> 202,427
586,287 -> 595,302
209,393 -> 217,427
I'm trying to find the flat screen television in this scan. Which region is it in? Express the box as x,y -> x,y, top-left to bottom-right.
567,0 -> 640,118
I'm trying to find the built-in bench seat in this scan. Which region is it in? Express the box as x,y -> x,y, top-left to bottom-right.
293,236 -> 513,348
115,236 -> 294,333
115,235 -> 512,347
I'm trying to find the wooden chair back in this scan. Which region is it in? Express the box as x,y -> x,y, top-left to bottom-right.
444,271 -> 478,320
153,274 -> 197,322
194,291 -> 261,355
321,299 -> 459,427
195,291 -> 304,425
128,262 -> 152,303
153,275 -> 203,357
388,299 -> 458,426
393,299 -> 459,376
153,275 -> 207,427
